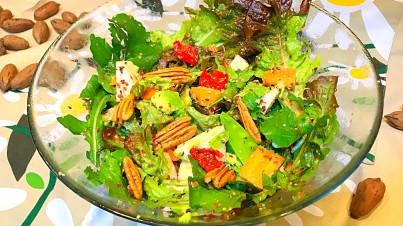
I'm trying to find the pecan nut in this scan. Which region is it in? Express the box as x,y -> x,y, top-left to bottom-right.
236,97 -> 262,144
153,116 -> 197,151
112,94 -> 135,125
122,156 -> 143,200
143,67 -> 192,85
204,165 -> 236,189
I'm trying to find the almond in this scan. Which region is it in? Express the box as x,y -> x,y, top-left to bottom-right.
0,35 -> 30,51
34,1 -> 60,21
0,63 -> 18,91
10,63 -> 38,89
1,18 -> 34,33
32,21 -> 50,44
0,42 -> 6,56
350,178 -> 386,219
0,9 -> 13,25
51,18 -> 70,34
61,11 -> 77,24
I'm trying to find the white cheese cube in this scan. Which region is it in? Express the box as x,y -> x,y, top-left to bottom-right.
229,54 -> 249,71
115,61 -> 139,101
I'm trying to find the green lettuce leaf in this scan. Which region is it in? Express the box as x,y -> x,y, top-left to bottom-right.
253,15 -> 320,96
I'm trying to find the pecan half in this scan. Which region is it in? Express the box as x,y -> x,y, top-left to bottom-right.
112,94 -> 135,125
122,156 -> 143,200
153,116 -> 197,151
143,67 -> 192,85
236,97 -> 262,144
204,165 -> 236,189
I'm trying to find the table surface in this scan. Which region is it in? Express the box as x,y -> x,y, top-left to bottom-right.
1,0 -> 403,225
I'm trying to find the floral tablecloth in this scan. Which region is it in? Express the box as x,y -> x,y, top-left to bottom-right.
1,0 -> 403,225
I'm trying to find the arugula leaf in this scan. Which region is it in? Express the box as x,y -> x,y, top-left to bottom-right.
127,42 -> 163,71
107,13 -> 163,71
260,106 -> 312,148
57,115 -> 86,135
85,92 -> 115,165
242,92 -> 262,119
90,35 -> 114,68
84,150 -> 132,201
109,14 -> 148,55
97,69 -> 115,94
80,74 -> 102,99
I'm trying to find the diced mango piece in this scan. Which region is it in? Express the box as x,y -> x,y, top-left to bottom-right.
263,68 -> 296,89
190,86 -> 221,107
239,146 -> 285,189
141,87 -> 159,100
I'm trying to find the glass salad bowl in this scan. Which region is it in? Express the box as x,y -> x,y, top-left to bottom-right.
27,0 -> 383,224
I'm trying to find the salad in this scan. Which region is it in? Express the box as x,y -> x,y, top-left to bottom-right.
58,0 -> 340,223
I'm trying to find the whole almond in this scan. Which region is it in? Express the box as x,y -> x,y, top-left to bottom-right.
350,178 -> 386,219
0,42 -> 6,56
61,11 -> 77,24
61,29 -> 85,50
0,63 -> 18,91
1,18 -> 34,33
32,21 -> 50,44
10,63 -> 38,89
0,9 -> 13,24
1,35 -> 30,51
34,1 -> 60,21
51,18 -> 70,34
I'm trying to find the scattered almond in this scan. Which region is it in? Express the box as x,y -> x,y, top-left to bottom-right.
61,11 -> 78,24
1,18 -> 34,33
0,64 -> 18,91
34,1 -> 60,21
32,21 -> 50,44
384,108 -> 403,131
0,42 -> 6,56
10,63 -> 38,89
51,18 -> 70,34
0,9 -> 13,25
0,35 -> 30,51
350,178 -> 386,219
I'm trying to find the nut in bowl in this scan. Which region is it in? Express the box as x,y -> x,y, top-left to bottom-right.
28,0 -> 383,224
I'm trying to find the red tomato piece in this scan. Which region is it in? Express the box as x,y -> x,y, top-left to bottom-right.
199,69 -> 229,90
190,148 -> 224,172
173,40 -> 198,66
